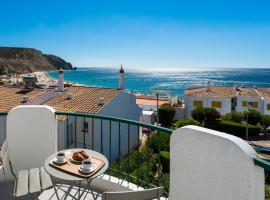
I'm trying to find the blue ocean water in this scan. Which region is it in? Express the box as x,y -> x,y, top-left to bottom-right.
48,68 -> 270,97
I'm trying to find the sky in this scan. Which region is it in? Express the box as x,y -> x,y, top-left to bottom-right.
0,0 -> 270,69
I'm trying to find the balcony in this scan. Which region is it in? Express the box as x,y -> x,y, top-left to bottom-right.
0,105 -> 269,200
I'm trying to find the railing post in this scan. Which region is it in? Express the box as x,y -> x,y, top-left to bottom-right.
83,117 -> 86,148
118,122 -> 121,177
66,115 -> 69,148
101,119 -> 103,154
147,130 -> 150,188
74,116 -> 77,148
92,118 -> 94,150
128,123 -> 130,183
109,120 -> 112,164
157,130 -> 161,186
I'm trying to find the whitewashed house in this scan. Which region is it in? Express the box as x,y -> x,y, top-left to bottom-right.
184,84 -> 270,118
184,85 -> 236,118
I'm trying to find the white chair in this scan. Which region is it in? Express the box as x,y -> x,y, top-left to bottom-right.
101,187 -> 164,200
2,150 -> 53,199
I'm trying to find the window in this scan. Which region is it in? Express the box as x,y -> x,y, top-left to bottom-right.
82,122 -> 89,132
193,100 -> 203,107
212,101 -> 222,108
242,101 -> 258,108
252,102 -> 258,108
267,104 -> 270,110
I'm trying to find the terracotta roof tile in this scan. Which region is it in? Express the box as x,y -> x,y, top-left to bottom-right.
45,86 -> 119,114
184,86 -> 237,98
0,86 -> 52,112
0,86 -> 120,115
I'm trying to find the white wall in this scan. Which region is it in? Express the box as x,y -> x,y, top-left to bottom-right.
262,98 -> 270,115
170,125 -> 264,200
236,97 -> 263,113
184,96 -> 232,118
173,107 -> 185,120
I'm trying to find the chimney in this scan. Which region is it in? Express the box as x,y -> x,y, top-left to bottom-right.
207,81 -> 210,91
98,98 -> 105,105
118,64 -> 125,90
66,93 -> 73,100
22,96 -> 29,103
58,68 -> 64,92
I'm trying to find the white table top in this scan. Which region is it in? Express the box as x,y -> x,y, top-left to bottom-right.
44,149 -> 109,182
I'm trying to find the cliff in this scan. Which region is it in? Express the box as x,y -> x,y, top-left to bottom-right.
0,47 -> 73,74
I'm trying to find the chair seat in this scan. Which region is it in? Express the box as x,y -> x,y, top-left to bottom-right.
81,178 -> 132,194
15,167 -> 53,197
16,170 -> 29,197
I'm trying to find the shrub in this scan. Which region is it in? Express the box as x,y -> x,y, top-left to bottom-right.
191,107 -> 221,127
243,109 -> 262,125
191,107 -> 205,124
222,112 -> 244,123
261,115 -> 270,136
160,151 -> 170,173
215,120 -> 260,138
149,132 -> 170,153
203,107 -> 221,128
174,119 -> 200,129
158,104 -> 175,127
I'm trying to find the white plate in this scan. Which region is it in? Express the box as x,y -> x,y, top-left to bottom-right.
79,166 -> 95,174
53,158 -> 67,165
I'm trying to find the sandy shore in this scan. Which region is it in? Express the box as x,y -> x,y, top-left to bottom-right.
1,71 -> 56,85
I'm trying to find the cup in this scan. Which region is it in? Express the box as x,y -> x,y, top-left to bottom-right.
82,159 -> 91,170
57,152 -> 65,162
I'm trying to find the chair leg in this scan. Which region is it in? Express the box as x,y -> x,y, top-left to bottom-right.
53,185 -> 61,200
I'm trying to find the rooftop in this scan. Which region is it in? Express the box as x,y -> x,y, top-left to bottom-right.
185,85 -> 270,99
0,86 -> 119,114
184,86 -> 237,98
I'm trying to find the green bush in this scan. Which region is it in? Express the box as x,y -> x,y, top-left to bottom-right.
244,109 -> 262,125
160,151 -> 170,173
266,185 -> 270,200
158,104 -> 175,127
203,107 -> 221,128
191,107 -> 221,127
222,112 -> 244,123
261,115 -> 270,135
191,107 -> 205,124
149,132 -> 170,153
174,119 -> 200,129
215,120 -> 260,138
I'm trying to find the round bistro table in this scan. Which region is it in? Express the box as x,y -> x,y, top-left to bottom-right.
44,149 -> 109,199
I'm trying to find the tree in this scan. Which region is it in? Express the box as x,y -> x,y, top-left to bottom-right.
222,112 -> 244,123
158,104 -> 175,127
191,107 -> 205,124
191,107 -> 221,127
260,115 -> 270,137
244,109 -> 262,125
203,107 -> 221,128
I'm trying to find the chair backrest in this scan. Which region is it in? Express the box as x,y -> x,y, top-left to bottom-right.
0,140 -> 8,159
2,150 -> 15,181
169,125 -> 264,200
7,106 -> 57,174
102,187 -> 164,200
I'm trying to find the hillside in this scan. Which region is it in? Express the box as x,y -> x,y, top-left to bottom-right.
0,47 -> 73,74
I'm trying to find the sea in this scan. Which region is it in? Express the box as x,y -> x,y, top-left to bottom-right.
48,68 -> 270,98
